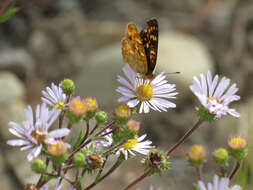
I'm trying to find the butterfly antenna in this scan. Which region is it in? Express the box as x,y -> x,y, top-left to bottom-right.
164,72 -> 181,75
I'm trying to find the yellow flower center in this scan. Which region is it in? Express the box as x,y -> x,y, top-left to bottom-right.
229,137 -> 247,150
69,98 -> 88,116
121,139 -> 138,150
136,84 -> 153,101
85,98 -> 98,111
55,101 -> 65,110
31,128 -> 47,143
207,97 -> 221,104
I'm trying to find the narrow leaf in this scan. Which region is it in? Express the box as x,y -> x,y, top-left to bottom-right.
0,7 -> 18,23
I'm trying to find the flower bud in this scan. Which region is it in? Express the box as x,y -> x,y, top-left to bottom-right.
188,144 -> 206,168
126,119 -> 140,133
114,104 -> 131,124
25,184 -> 36,190
73,152 -> 86,167
48,140 -> 67,157
95,111 -> 108,123
213,148 -> 228,166
86,152 -> 104,169
61,79 -> 75,96
31,159 -> 46,174
228,136 -> 248,162
84,97 -> 98,119
69,97 -> 88,116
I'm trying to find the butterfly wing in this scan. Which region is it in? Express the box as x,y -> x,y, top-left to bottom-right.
140,18 -> 158,76
121,23 -> 148,74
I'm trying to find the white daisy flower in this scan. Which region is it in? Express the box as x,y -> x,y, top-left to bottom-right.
198,175 -> 241,190
7,103 -> 70,161
42,82 -> 67,110
190,70 -> 240,119
116,65 -> 178,113
116,134 -> 153,160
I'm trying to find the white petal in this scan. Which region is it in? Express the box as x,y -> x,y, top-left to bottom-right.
49,128 -> 70,138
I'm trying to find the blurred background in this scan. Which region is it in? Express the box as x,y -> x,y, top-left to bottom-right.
0,0 -> 253,189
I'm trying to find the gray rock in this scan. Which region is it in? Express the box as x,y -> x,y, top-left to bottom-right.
156,31 -> 214,101
0,71 -> 26,140
0,49 -> 35,79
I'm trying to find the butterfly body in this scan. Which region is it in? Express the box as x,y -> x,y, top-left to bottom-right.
121,18 -> 159,80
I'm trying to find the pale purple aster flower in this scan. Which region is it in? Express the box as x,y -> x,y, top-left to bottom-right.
93,129 -> 113,147
116,65 -> 178,113
40,181 -> 76,190
190,70 -> 240,118
198,175 -> 241,190
7,103 -> 70,161
116,134 -> 153,160
42,83 -> 67,110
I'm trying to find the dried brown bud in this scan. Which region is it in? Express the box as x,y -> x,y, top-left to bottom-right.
86,152 -> 104,169
147,149 -> 162,169
25,184 -> 36,190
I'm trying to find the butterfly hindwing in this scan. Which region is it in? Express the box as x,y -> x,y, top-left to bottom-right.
140,19 -> 158,76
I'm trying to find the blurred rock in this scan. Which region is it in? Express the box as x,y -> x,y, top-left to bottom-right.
0,154 -> 18,189
0,49 -> 35,79
0,71 -> 26,140
158,31 -> 214,101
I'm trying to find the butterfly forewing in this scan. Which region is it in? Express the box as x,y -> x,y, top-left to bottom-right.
121,23 -> 148,74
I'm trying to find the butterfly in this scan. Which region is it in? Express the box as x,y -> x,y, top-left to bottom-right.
121,18 -> 159,80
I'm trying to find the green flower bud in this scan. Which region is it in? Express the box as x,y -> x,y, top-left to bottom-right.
95,111 -> 108,123
61,79 -> 75,96
31,159 -> 46,174
197,105 -> 216,122
51,153 -> 68,167
73,152 -> 86,167
214,148 -> 228,166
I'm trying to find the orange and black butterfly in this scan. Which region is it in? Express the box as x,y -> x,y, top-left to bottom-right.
121,18 -> 158,79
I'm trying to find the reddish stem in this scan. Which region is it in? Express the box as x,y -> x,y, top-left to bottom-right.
0,0 -> 11,16
122,169 -> 152,190
19,0 -> 41,10
229,161 -> 241,180
167,120 -> 203,156
83,159 -> 121,190
196,167 -> 202,180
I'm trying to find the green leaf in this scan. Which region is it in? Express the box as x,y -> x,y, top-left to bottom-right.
0,7 -> 18,23
73,131 -> 84,151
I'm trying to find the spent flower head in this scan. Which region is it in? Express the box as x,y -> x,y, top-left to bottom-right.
84,97 -> 98,112
117,65 -> 178,113
41,83 -> 67,110
127,119 -> 141,133
190,70 -> 240,119
198,175 -> 241,190
7,103 -> 70,161
48,140 -> 68,157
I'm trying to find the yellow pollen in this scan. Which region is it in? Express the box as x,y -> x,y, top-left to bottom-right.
115,105 -> 131,118
70,99 -> 87,116
121,139 -> 138,150
136,84 -> 153,101
56,101 -> 65,110
85,98 -> 98,111
31,128 -> 47,143
207,97 -> 221,104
